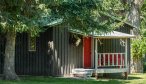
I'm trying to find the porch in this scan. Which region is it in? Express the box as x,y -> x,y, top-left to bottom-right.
72,31 -> 135,79
96,53 -> 127,73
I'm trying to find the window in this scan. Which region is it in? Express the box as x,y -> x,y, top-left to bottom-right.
28,35 -> 36,51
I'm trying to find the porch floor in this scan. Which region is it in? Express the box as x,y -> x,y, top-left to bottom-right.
96,68 -> 127,73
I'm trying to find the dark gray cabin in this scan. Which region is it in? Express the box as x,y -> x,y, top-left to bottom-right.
0,24 -> 133,76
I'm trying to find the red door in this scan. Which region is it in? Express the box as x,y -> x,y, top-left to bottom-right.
83,37 -> 91,68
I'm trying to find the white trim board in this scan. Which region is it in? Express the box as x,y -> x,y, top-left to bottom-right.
96,68 -> 128,73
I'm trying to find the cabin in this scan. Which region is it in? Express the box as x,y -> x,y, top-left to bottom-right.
0,22 -> 135,78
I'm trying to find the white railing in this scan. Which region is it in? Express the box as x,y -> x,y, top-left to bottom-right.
97,53 -> 125,68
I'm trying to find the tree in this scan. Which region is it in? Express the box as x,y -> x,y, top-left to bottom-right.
0,0 -> 52,80
0,0 -> 126,80
130,0 -> 145,73
49,0 -> 127,34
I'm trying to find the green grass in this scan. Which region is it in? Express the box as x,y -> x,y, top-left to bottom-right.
0,73 -> 146,84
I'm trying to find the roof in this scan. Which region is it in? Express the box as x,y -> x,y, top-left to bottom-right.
46,18 -> 63,26
69,29 -> 135,38
40,17 -> 63,27
92,31 -> 135,38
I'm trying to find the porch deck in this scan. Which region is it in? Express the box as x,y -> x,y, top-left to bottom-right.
72,52 -> 128,78
96,68 -> 127,73
72,68 -> 127,74
95,52 -> 128,77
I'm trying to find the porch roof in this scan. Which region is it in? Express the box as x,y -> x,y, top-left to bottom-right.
69,29 -> 135,38
92,31 -> 135,38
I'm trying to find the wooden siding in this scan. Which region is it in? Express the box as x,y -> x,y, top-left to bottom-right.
98,26 -> 131,55
52,26 -> 83,76
0,36 -> 5,74
0,26 -> 83,76
15,28 -> 53,75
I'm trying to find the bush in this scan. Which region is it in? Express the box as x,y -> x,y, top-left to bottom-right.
131,38 -> 146,60
131,38 -> 146,73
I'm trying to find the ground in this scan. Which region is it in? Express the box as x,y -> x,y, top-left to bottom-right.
0,73 -> 146,84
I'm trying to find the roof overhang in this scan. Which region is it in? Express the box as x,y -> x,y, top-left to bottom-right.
92,31 -> 135,38
69,29 -> 135,38
46,18 -> 63,27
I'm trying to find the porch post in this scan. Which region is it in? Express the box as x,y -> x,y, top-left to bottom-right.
91,37 -> 95,68
125,38 -> 128,69
125,38 -> 128,79
95,38 -> 98,78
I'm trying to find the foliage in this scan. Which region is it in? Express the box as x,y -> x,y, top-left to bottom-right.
131,38 -> 146,60
0,0 -> 53,37
141,0 -> 146,36
49,0 -> 127,34
0,0 -> 128,36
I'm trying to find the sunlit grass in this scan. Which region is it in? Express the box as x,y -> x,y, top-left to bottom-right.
0,73 -> 146,84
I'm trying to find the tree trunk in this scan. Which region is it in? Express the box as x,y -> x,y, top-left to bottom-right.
3,31 -> 19,80
131,59 -> 143,73
128,0 -> 144,35
128,0 -> 144,73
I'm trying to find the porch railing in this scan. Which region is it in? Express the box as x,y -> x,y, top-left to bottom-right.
97,53 -> 125,68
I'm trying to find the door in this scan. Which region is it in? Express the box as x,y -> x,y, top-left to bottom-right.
83,37 -> 91,68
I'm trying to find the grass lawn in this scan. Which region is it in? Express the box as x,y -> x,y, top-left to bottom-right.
0,73 -> 146,84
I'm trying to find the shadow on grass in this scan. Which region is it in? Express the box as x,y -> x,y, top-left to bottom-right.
21,76 -> 127,84
128,76 -> 143,80
0,74 -> 143,84
0,76 -> 127,84
95,73 -> 143,80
